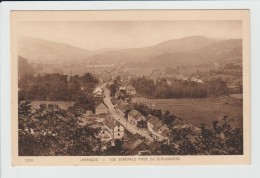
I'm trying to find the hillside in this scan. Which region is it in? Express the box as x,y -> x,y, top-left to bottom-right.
145,39 -> 242,67
18,36 -> 92,64
18,36 -> 242,69
85,36 -> 216,64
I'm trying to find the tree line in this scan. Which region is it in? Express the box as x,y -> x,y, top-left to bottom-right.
18,72 -> 99,101
131,77 -> 228,99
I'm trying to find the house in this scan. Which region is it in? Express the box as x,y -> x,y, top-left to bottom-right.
147,114 -> 163,139
157,125 -> 170,142
115,90 -> 125,99
115,100 -> 128,117
98,117 -> 114,144
102,116 -> 125,140
85,110 -> 94,116
93,87 -> 103,98
129,140 -> 150,155
77,112 -> 96,126
166,80 -> 172,86
126,85 -> 136,95
191,76 -> 203,84
95,102 -> 108,115
128,110 -> 147,128
108,79 -> 115,86
113,124 -> 125,139
147,114 -> 169,141
138,150 -> 151,156
119,86 -> 126,91
131,97 -> 147,105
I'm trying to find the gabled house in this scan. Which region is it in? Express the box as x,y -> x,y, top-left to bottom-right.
157,125 -> 170,142
100,116 -> 125,141
93,87 -> 103,98
115,100 -> 128,117
126,86 -> 136,95
147,114 -> 170,141
77,111 -> 96,126
128,110 -> 147,128
115,90 -> 125,100
95,102 -> 108,115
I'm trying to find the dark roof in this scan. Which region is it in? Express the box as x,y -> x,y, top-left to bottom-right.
128,139 -> 143,150
116,104 -> 128,112
128,110 -> 145,120
115,90 -> 125,96
104,116 -> 116,130
147,114 -> 163,130
148,141 -> 162,151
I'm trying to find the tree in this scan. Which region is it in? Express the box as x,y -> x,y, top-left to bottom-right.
18,102 -> 102,156
155,117 -> 243,155
105,139 -> 129,155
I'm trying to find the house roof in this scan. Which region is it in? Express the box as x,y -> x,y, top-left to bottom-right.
104,116 -> 116,130
126,85 -> 135,91
159,125 -> 170,138
117,103 -> 128,113
148,141 -> 162,151
128,139 -> 143,150
115,90 -> 125,96
93,87 -> 102,94
95,102 -> 108,109
85,110 -> 94,116
128,110 -> 145,120
147,114 -> 163,130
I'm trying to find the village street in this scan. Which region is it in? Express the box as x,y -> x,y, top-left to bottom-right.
102,85 -> 154,142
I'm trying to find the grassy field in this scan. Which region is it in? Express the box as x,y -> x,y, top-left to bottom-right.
31,101 -> 75,110
147,96 -> 243,128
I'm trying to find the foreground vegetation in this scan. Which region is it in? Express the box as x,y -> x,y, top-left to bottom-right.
18,101 -> 127,156
156,117 -> 243,155
19,100 -> 243,156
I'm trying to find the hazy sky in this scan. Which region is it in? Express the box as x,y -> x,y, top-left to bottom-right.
18,20 -> 242,50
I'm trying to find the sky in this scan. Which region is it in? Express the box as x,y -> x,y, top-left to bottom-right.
18,20 -> 242,50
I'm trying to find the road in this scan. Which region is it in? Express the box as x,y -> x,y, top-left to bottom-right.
102,85 -> 154,142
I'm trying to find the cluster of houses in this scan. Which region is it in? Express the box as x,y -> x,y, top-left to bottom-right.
77,84 -> 171,152
115,100 -> 171,142
77,101 -> 125,150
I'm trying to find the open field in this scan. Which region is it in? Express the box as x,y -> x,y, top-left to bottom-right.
31,101 -> 75,110
147,96 -> 243,128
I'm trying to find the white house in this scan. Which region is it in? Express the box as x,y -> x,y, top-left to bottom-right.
93,87 -> 103,98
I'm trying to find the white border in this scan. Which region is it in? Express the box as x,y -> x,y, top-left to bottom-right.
1,1 -> 260,178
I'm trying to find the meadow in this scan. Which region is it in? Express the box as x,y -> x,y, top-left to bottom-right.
147,96 -> 243,128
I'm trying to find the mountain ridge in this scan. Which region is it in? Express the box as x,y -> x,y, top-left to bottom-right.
18,35 -> 242,67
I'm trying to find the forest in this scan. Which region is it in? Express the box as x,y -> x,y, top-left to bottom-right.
131,77 -> 228,98
18,72 -> 99,101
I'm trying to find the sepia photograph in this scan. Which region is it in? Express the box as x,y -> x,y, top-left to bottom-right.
10,10 -> 250,166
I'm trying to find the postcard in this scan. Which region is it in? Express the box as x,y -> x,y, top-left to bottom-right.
11,10 -> 250,166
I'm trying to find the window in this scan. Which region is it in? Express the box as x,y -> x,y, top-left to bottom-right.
118,133 -> 120,136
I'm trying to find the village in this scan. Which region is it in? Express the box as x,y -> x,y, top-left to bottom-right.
76,73 -> 199,156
